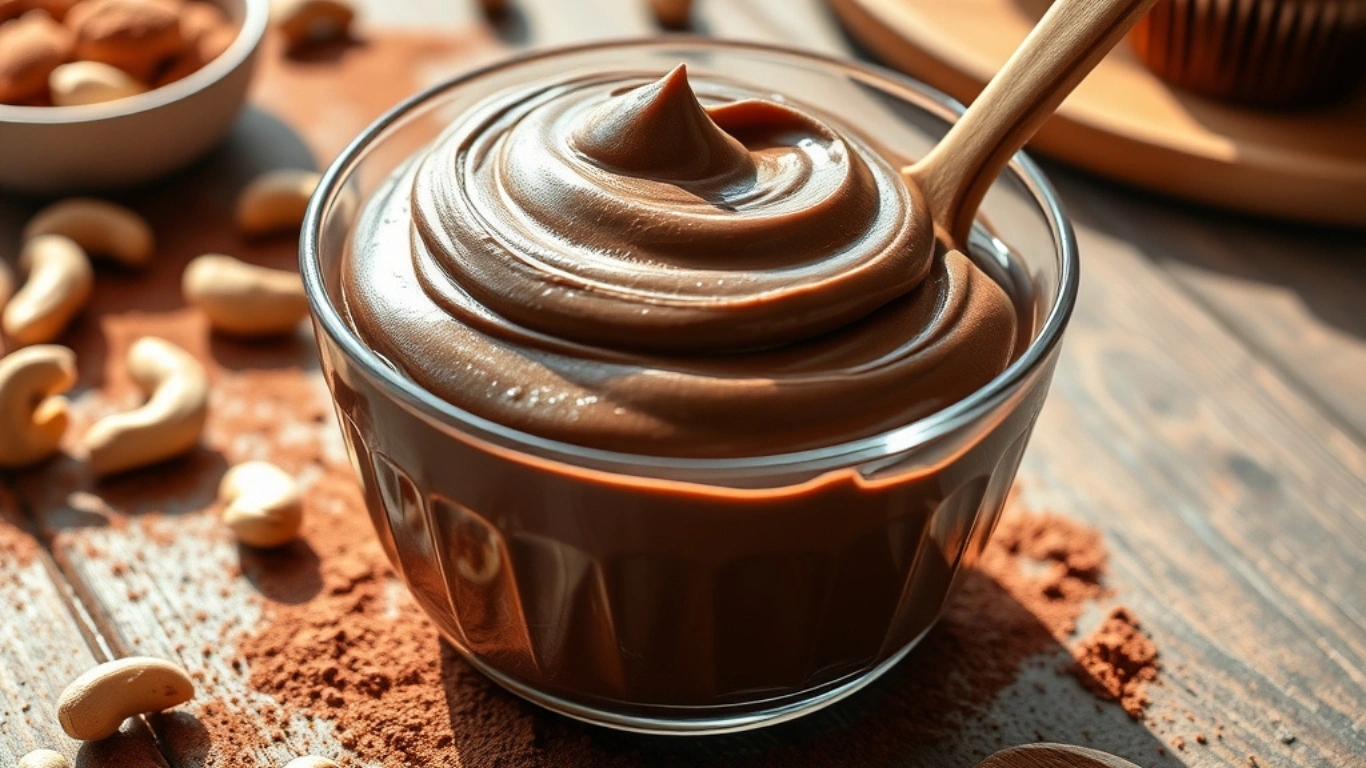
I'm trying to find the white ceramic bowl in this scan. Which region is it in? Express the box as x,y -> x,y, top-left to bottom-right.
0,0 -> 269,195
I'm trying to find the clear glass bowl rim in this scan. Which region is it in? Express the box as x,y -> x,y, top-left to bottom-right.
299,37 -> 1080,476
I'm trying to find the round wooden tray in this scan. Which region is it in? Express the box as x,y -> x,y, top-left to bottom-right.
827,0 -> 1366,227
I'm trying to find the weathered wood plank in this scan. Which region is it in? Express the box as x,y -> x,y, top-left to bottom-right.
1007,194 -> 1366,766
1046,166 -> 1366,443
842,163 -> 1366,768
0,484 -> 169,768
27,370 -> 366,768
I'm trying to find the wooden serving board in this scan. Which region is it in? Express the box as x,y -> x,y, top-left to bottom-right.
827,0 -> 1366,227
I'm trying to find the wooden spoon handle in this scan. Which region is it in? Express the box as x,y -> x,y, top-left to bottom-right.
975,743 -> 1145,768
906,0 -> 1160,245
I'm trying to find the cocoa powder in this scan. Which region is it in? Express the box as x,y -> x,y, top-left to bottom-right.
1073,606 -> 1160,719
235,497 -> 1160,766
0,484 -> 38,568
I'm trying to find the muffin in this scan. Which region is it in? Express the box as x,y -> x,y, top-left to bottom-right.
1130,0 -> 1366,108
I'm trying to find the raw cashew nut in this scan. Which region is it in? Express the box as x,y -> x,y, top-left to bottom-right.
18,749 -> 71,768
82,337 -> 208,477
272,0 -> 354,52
182,0 -> 231,47
285,758 -> 341,768
235,169 -> 322,237
0,11 -> 72,105
182,254 -> 309,337
0,345 -> 76,468
66,0 -> 186,82
57,657 -> 194,741
50,60 -> 148,106
3,235 -> 94,347
219,461 -> 304,547
24,198 -> 155,268
155,1 -> 235,85
0,0 -> 84,23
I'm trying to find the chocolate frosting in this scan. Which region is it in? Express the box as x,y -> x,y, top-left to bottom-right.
343,65 -> 1020,457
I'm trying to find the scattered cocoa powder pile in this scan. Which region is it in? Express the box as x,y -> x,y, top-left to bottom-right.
237,469 -> 545,767
993,511 -> 1109,636
236,500 -> 1160,767
158,696 -> 275,768
1073,607 -> 1159,719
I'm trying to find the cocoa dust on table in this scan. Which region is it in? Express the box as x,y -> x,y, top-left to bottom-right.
230,496 -> 1160,767
0,486 -> 38,569
1074,606 -> 1160,719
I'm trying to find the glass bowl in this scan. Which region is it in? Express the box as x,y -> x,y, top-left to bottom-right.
301,39 -> 1078,735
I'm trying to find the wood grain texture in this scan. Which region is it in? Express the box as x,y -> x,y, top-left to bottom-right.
977,743 -> 1142,768
25,393 -> 366,767
1043,164 -> 1366,443
0,2 -> 1362,768
0,485 -> 169,768
1008,191 -> 1366,766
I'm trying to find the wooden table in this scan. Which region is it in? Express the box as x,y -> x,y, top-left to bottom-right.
1,1 -> 1363,767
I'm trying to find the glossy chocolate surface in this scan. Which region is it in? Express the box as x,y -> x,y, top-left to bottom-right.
341,65 -> 1018,456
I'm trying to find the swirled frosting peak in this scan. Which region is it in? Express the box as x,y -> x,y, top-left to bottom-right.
343,65 -> 1024,456
410,64 -> 936,355
571,64 -> 754,184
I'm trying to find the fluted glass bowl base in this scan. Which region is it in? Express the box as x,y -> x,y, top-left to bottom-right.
456,630 -> 928,735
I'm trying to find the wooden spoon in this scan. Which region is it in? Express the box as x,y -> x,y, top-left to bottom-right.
905,0 -> 1161,247
976,743 -> 1145,768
